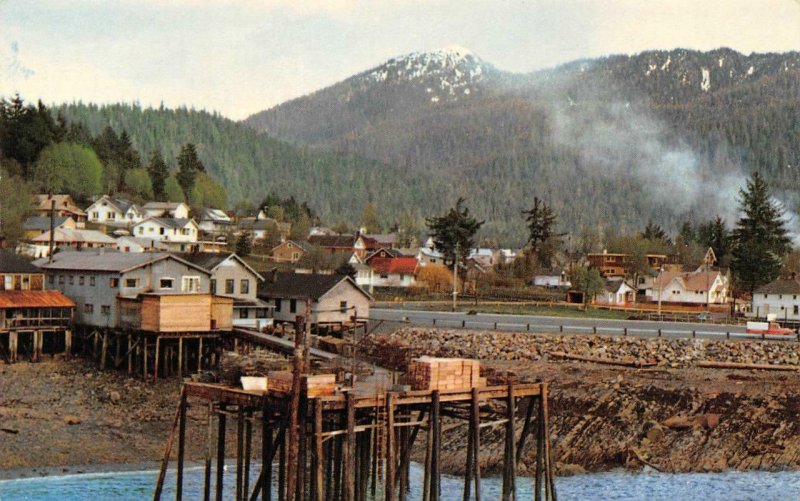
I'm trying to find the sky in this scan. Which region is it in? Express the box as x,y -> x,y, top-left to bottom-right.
2,0 -> 800,120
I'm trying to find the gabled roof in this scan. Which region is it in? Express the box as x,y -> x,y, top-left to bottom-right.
0,290 -> 75,308
0,249 -> 41,274
135,217 -> 197,229
273,240 -> 314,253
95,196 -> 140,214
365,248 -> 404,261
177,252 -> 264,281
258,271 -> 372,301
199,208 -> 232,222
604,279 -> 634,294
239,217 -> 280,231
33,194 -> 85,215
143,202 -> 188,210
308,234 -> 357,248
34,250 -> 211,275
23,216 -> 71,232
369,257 -> 418,275
756,278 -> 800,295
654,270 -> 723,293
31,228 -> 116,245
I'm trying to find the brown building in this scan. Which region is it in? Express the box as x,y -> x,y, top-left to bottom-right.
587,251 -> 669,278
0,249 -> 75,362
33,194 -> 87,224
271,240 -> 314,264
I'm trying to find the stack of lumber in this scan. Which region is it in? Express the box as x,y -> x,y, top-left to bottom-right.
268,371 -> 337,397
406,357 -> 486,391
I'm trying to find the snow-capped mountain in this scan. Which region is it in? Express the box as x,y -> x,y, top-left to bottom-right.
357,46 -> 489,102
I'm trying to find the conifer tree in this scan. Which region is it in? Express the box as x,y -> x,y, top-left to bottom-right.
731,172 -> 792,294
522,197 -> 557,266
146,151 -> 169,200
176,143 -> 205,199
425,197 -> 484,269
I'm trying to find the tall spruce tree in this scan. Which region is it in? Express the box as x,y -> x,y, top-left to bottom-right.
425,197 -> 484,269
731,173 -> 792,294
176,143 -> 205,199
522,197 -> 557,266
146,151 -> 169,200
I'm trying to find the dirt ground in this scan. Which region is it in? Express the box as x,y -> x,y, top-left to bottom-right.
0,357 -> 212,478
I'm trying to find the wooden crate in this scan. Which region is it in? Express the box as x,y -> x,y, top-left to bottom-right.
267,371 -> 336,397
406,357 -> 486,391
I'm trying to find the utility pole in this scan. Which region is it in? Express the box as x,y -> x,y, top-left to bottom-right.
452,242 -> 459,312
657,266 -> 664,319
48,198 -> 56,262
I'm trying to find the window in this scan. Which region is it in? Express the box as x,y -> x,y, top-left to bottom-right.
275,299 -> 281,312
240,280 -> 249,295
160,278 -> 174,289
240,308 -> 249,319
109,277 -> 119,288
68,275 -> 74,285
225,279 -> 235,294
210,279 -> 216,295
380,274 -> 389,279
48,274 -> 54,285
125,278 -> 139,288
90,276 -> 96,286
84,303 -> 93,314
291,252 -> 300,261
794,305 -> 798,315
340,301 -> 347,313
58,275 -> 64,285
182,276 -> 201,293
290,299 -> 297,313
101,305 -> 111,316
79,276 -> 85,286
765,294 -> 768,299
108,212 -> 115,220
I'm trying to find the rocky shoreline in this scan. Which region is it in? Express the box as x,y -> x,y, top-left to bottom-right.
363,328 -> 800,475
3,329 -> 800,480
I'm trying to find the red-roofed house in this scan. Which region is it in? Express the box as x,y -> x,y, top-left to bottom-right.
358,250 -> 419,290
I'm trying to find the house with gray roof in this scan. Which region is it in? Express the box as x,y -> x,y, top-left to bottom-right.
86,196 -> 144,226
258,271 -> 371,328
753,276 -> 800,321
35,250 -> 217,330
133,217 -> 200,244
178,252 -> 273,328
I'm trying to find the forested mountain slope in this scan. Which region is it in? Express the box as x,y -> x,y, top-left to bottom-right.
246,48 -> 800,242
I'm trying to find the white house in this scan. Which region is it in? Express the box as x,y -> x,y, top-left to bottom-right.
595,280 -> 636,306
133,218 -> 199,243
28,228 -> 117,258
142,202 -> 190,219
752,277 -> 800,320
416,247 -> 445,266
198,208 -> 233,235
533,269 -> 571,288
116,236 -> 163,253
357,253 -> 419,291
647,268 -> 729,305
86,196 -> 143,226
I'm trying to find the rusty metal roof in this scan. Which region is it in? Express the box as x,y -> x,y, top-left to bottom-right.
0,290 -> 75,308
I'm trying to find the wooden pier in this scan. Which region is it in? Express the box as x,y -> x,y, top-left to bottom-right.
155,381 -> 557,501
71,327 -> 223,382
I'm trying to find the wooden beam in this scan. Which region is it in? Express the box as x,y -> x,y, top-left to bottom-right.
153,386 -> 185,501
385,392 -> 396,501
176,388 -> 188,500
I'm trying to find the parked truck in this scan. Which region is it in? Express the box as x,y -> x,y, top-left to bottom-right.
745,321 -> 794,336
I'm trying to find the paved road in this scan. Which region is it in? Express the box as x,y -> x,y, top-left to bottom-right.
371,308 -> 799,342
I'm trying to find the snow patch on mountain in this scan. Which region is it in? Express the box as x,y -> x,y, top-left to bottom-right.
360,46 -> 486,99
